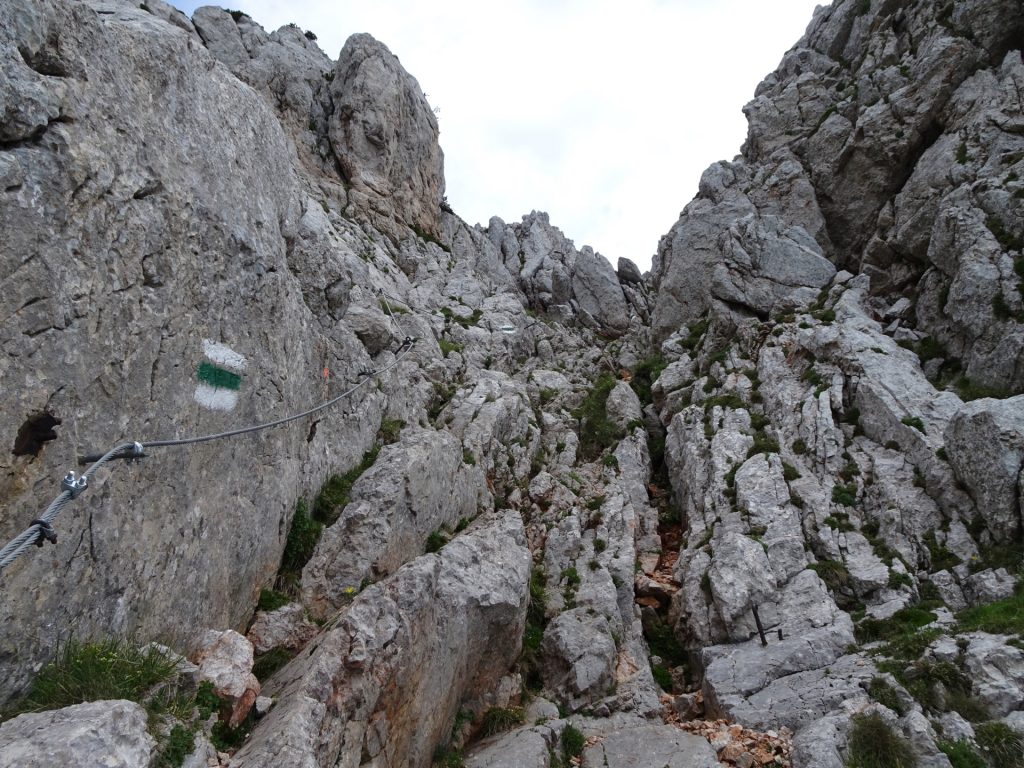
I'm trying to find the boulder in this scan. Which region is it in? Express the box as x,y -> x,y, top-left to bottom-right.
945,396 -> 1024,542
0,700 -> 154,768
191,629 -> 260,728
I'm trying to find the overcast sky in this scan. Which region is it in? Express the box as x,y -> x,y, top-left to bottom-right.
171,1 -> 823,271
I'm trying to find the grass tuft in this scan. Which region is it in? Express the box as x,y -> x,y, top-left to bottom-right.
845,712 -> 917,768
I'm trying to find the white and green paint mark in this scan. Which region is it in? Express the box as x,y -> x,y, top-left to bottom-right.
194,339 -> 247,411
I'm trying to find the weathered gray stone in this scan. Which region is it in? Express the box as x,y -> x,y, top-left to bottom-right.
246,603 -> 318,654
230,510 -> 530,768
465,728 -> 551,768
959,632 -> 1024,717
328,33 -> 444,239
582,725 -> 719,768
301,427 -> 479,618
191,629 -> 260,728
541,608 -> 617,711
945,396 -> 1024,542
0,700 -> 154,768
606,381 -> 643,432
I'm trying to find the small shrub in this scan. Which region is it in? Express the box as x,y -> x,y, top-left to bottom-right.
792,438 -> 808,454
975,722 -> 1024,768
252,646 -> 296,682
257,588 -> 289,612
855,606 -> 937,644
426,529 -> 449,553
924,530 -> 962,572
438,339 -> 464,357
832,483 -> 858,507
901,416 -> 926,433
630,356 -> 668,406
845,712 -> 917,768
782,462 -> 801,481
562,724 -> 585,760
747,431 -> 780,458
462,448 -> 476,466
602,453 -> 619,469
888,571 -> 913,590
561,567 -> 581,588
379,419 -> 405,444
956,587 -> 1024,635
481,706 -> 524,736
937,740 -> 987,768
573,373 -> 625,461
594,538 -> 607,553
809,560 -> 851,592
154,724 -> 195,768
867,676 -> 906,715
651,663 -> 673,691
281,499 -> 322,578
313,447 -> 380,524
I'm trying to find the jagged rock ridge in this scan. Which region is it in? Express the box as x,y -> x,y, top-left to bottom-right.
0,1 -> 1022,768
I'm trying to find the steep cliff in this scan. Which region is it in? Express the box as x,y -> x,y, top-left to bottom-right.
0,1 -> 1022,767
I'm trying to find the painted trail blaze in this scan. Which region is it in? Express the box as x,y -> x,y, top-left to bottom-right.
196,361 -> 242,390
194,339 -> 247,411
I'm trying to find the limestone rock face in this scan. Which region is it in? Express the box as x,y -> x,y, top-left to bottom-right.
0,700 -> 154,768
653,0 -> 1024,391
581,725 -> 719,768
229,510 -> 530,768
328,33 -> 444,239
945,395 -> 1024,542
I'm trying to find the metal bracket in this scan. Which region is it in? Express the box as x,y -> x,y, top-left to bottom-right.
61,471 -> 88,498
29,519 -> 57,547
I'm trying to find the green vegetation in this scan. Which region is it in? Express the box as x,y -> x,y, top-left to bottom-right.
440,306 -> 482,328
824,512 -> 856,532
924,530 -> 962,572
520,566 -> 548,691
439,339 -> 464,356
955,377 -> 1014,401
5,639 -> 181,716
855,606 -> 936,644
747,430 -> 780,458
426,529 -> 449,553
257,588 -> 289,612
956,142 -> 970,164
832,483 -> 858,507
792,438 -> 808,454
956,585 -> 1024,635
280,499 -> 322,582
481,706 -> 524,736
630,356 -> 668,406
2,638 -> 228,767
782,462 -> 801,482
845,712 -> 916,768
313,447 -> 381,525
462,448 -> 476,466
252,647 -> 296,682
704,392 -> 746,411
650,662 -> 673,691
562,724 -> 586,760
867,676 -> 906,715
573,373 -> 624,461
154,725 -> 194,768
586,495 -> 606,511
432,746 -> 465,767
874,627 -> 943,662
379,419 -> 405,445
937,740 -> 987,768
975,722 -> 1024,768
901,416 -> 926,433
809,559 -> 851,591
682,318 -> 709,351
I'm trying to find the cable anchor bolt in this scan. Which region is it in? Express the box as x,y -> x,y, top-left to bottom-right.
61,471 -> 88,498
29,519 -> 57,548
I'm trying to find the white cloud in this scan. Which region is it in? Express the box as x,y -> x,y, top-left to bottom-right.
174,0 -> 822,270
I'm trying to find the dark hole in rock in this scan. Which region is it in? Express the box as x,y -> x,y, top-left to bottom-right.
12,412 -> 61,457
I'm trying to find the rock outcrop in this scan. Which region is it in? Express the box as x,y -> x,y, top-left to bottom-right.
1,1 -> 1022,767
